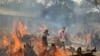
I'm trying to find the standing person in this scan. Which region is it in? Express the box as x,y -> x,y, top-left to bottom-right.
58,27 -> 67,50
39,25 -> 49,48
42,29 -> 49,49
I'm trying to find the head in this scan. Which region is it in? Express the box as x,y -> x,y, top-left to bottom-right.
44,29 -> 49,35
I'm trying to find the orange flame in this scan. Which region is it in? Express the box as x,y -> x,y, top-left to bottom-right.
11,21 -> 25,56
54,47 -> 66,56
17,21 -> 27,37
54,46 -> 71,56
11,31 -> 22,53
3,31 -> 10,48
32,40 -> 45,56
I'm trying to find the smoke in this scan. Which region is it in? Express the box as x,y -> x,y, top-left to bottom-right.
0,0 -> 100,51
0,0 -> 99,33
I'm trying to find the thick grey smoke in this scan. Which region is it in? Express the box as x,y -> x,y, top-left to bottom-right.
0,0 -> 99,32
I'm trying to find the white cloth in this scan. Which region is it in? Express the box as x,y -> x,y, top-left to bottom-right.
58,30 -> 66,42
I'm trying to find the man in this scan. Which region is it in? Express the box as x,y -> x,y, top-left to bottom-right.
58,27 -> 67,50
42,29 -> 49,48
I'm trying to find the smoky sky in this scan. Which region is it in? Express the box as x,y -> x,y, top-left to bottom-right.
0,0 -> 100,33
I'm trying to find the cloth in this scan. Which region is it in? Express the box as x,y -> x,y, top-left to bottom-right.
58,30 -> 67,42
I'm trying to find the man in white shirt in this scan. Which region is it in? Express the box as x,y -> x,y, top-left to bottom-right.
58,27 -> 67,50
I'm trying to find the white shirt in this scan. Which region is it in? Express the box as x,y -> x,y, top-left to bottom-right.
58,29 -> 66,42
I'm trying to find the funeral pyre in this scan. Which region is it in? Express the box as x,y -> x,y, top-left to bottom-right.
1,21 -> 73,56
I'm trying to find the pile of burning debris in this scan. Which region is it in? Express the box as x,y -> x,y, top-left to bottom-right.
1,21 -> 97,56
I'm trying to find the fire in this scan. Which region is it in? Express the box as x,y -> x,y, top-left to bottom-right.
11,31 -> 22,53
54,47 -> 71,56
17,21 -> 27,37
3,31 -> 9,48
2,21 -> 71,56
55,48 -> 65,56
32,39 -> 45,56
10,21 -> 25,56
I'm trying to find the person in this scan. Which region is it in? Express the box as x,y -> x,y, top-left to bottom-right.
58,27 -> 67,50
42,29 -> 49,49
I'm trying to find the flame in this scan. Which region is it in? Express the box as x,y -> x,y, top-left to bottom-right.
11,21 -> 25,56
54,47 -> 65,56
3,31 -> 10,48
32,40 -> 45,56
17,21 -> 27,37
11,31 -> 22,53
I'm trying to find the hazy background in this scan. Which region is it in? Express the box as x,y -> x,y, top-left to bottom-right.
0,0 -> 100,32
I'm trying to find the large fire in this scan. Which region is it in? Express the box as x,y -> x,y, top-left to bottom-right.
2,21 -> 71,56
